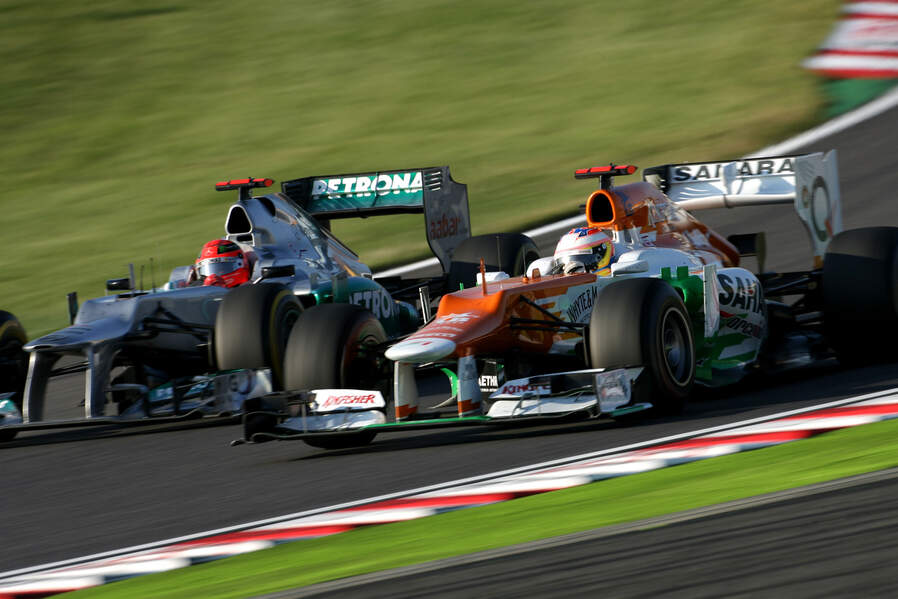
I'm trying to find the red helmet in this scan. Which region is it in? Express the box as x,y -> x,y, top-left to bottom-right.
196,239 -> 250,288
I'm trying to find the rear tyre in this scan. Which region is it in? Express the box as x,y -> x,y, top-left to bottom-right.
588,278 -> 694,415
447,233 -> 540,291
0,311 -> 27,442
823,227 -> 898,364
284,303 -> 387,449
214,284 -> 302,389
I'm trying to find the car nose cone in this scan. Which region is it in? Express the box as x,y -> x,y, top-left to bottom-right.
385,337 -> 456,363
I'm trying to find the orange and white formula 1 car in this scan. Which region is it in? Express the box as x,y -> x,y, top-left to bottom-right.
237,150 -> 898,449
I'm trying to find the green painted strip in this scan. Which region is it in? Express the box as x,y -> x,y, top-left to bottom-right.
440,367 -> 460,399
368,416 -> 492,429
609,404 -> 651,417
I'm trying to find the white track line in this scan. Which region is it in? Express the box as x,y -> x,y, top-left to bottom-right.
750,84 -> 898,157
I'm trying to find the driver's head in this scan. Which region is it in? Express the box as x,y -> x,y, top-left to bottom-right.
195,239 -> 250,287
553,227 -> 614,274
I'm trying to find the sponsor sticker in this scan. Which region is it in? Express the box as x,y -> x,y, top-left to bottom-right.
479,374 -> 499,390
436,311 -> 480,324
429,213 -> 463,240
717,273 -> 764,315
671,158 -> 795,183
350,289 -> 397,321
566,286 -> 598,323
150,385 -> 174,402
492,381 -> 552,396
314,389 -> 385,412
722,315 -> 763,339
311,172 -> 423,198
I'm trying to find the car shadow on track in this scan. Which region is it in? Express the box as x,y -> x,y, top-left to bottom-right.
689,359 -> 898,413
0,416 -> 240,449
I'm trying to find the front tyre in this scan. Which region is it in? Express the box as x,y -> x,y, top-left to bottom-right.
284,303 -> 387,449
588,278 -> 695,415
214,284 -> 303,389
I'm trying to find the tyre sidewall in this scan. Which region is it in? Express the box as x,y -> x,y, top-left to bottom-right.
589,278 -> 694,414
643,291 -> 695,400
283,303 -> 386,450
214,284 -> 302,389
266,288 -> 303,386
284,303 -> 386,392
823,227 -> 898,361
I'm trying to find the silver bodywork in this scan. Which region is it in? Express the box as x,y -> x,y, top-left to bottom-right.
16,192 -> 383,429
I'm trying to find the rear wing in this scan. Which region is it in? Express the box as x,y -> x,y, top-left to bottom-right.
643,151 -> 842,265
281,166 -> 471,274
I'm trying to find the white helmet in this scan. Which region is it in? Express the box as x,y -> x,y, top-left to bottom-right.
553,227 -> 614,274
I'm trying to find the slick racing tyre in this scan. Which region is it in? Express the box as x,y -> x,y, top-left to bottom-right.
588,278 -> 694,415
283,303 -> 387,449
823,227 -> 898,364
214,283 -> 303,389
0,311 -> 27,408
0,311 -> 27,442
447,233 -> 540,291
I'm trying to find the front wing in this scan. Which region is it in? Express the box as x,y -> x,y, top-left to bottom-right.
0,370 -> 271,439
234,367 -> 647,444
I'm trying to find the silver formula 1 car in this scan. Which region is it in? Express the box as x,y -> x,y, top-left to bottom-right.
3,167 -> 540,440
235,150 -> 898,449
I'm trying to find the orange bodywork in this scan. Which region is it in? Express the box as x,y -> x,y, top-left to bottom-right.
404,179 -> 739,362
408,272 -> 597,358
587,182 -> 740,267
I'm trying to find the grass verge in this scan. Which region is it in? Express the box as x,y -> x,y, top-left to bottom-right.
69,417 -> 898,598
1,1 -> 840,336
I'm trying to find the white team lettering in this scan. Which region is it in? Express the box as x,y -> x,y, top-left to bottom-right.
496,383 -> 552,395
311,172 -> 423,197
350,289 -> 395,321
355,177 -> 372,192
437,312 -> 479,324
375,174 -> 392,191
671,158 -> 795,182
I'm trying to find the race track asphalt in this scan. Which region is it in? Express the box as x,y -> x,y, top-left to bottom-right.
290,469 -> 898,599
2,101 -> 898,582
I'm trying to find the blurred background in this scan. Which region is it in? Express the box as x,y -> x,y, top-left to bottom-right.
1,0 -> 840,337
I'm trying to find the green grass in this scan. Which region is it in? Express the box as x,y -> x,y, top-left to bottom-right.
69,417 -> 898,598
0,1 -> 839,336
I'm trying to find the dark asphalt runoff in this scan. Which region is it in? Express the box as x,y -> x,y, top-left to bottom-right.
2,101 -> 898,584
